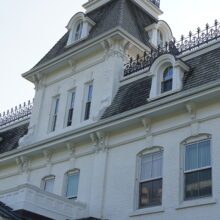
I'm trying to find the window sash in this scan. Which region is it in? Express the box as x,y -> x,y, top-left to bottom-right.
184,168 -> 212,200
75,22 -> 83,41
67,108 -> 74,126
87,85 -> 93,102
140,152 -> 163,182
139,178 -> 162,209
161,79 -> 172,93
184,140 -> 211,171
51,98 -> 59,132
43,177 -> 55,193
51,114 -> 57,132
66,172 -> 79,199
67,92 -> 75,127
84,85 -> 93,120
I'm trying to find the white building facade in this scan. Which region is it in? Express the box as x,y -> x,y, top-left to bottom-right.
1,0 -> 220,220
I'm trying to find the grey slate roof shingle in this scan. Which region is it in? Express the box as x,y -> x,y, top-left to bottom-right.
35,0 -> 156,67
0,202 -> 25,220
102,47 -> 220,119
0,123 -> 29,154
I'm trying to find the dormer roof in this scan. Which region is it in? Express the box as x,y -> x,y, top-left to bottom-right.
34,0 -> 157,68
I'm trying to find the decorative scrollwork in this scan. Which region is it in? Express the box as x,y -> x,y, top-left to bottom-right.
124,20 -> 220,76
0,100 -> 33,127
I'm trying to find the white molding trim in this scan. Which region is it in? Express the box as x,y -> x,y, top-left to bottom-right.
1,80 -> 220,164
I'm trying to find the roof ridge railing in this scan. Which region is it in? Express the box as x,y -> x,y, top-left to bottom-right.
0,100 -> 33,127
124,20 -> 220,76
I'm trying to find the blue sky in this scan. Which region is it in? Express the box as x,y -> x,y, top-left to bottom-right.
0,0 -> 220,112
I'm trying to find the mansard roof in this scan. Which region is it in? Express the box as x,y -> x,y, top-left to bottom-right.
35,0 -> 156,67
101,47 -> 220,119
0,202 -> 24,220
0,123 -> 29,154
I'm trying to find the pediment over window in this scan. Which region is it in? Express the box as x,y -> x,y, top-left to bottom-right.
66,12 -> 95,46
149,54 -> 190,100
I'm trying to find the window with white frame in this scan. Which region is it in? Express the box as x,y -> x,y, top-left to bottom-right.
161,66 -> 173,93
75,22 -> 83,41
66,91 -> 76,127
84,84 -> 93,121
51,97 -> 59,132
66,170 -> 80,199
184,139 -> 212,200
139,152 -> 163,209
42,176 -> 55,193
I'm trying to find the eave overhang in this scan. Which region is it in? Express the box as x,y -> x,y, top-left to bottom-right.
1,78 -> 220,164
22,27 -> 151,83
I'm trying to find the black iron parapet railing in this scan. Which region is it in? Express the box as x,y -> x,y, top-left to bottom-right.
150,0 -> 160,8
124,20 -> 220,76
0,100 -> 33,127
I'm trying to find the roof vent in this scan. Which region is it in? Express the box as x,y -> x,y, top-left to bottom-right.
0,137 -> 3,142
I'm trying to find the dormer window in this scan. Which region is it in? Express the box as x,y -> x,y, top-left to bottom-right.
161,66 -> 173,93
66,12 -> 95,46
75,22 -> 83,41
149,54 -> 190,100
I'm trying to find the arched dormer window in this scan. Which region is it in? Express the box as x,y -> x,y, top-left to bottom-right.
149,54 -> 190,100
75,22 -> 83,41
161,66 -> 173,93
66,12 -> 95,46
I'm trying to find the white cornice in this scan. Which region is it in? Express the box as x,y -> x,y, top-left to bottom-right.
1,79 -> 220,163
22,27 -> 150,81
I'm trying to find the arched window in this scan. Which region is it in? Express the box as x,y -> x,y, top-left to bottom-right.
137,148 -> 163,209
42,175 -> 55,193
65,169 -> 80,200
161,66 -> 173,93
157,30 -> 163,47
182,136 -> 212,200
74,22 -> 83,41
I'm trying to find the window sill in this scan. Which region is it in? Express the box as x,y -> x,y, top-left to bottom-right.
148,89 -> 180,102
130,206 -> 164,217
176,197 -> 217,210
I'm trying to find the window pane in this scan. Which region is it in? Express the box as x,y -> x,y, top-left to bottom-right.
151,179 -> 162,206
44,178 -> 55,193
163,67 -> 173,81
185,171 -> 199,199
88,85 -> 93,102
84,102 -> 91,120
66,173 -> 79,198
139,181 -> 151,208
161,80 -> 172,93
152,153 -> 162,178
185,144 -> 198,171
140,155 -> 152,181
198,141 -> 211,168
70,92 -> 75,108
54,98 -> 59,115
75,22 -> 83,41
199,168 -> 212,197
139,179 -> 162,208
